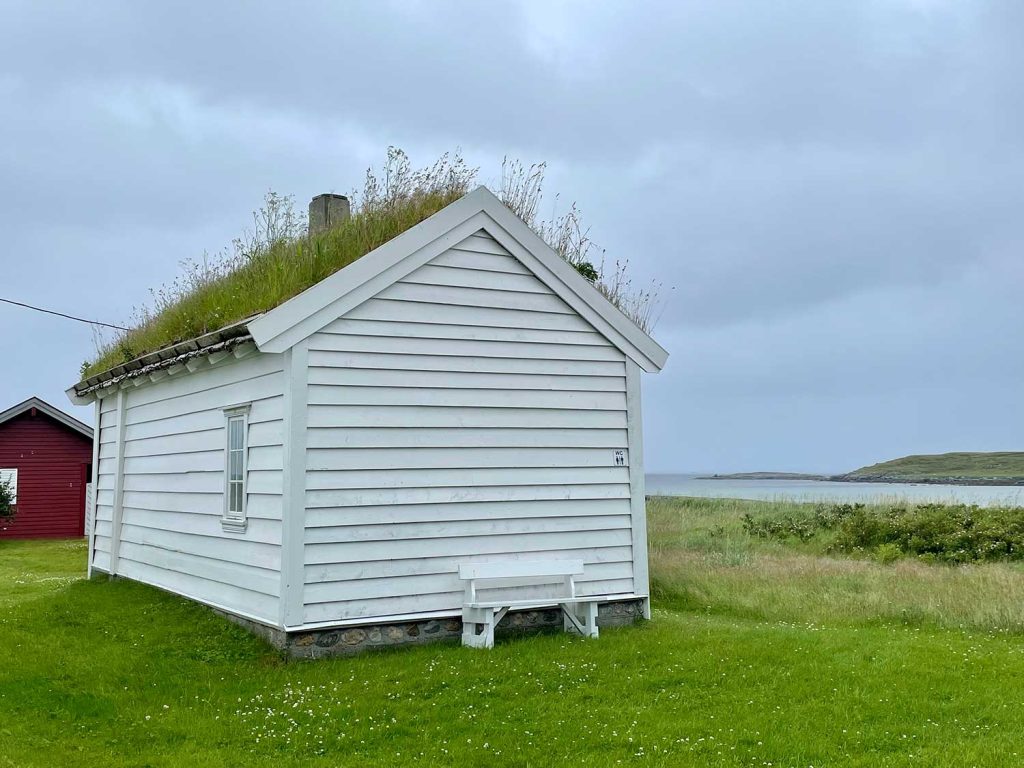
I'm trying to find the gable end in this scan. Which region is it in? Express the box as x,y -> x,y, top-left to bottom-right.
248,187 -> 668,372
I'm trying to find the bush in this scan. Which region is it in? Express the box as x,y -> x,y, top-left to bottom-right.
741,512 -> 819,542
742,501 -> 1024,564
0,477 -> 14,527
741,503 -> 862,543
874,542 -> 903,565
834,503 -> 1024,564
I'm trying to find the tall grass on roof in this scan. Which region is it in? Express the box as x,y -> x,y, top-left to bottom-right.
499,158 -> 664,334
83,148 -> 662,379
82,150 -> 475,378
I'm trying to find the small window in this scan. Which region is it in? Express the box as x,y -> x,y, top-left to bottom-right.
222,405 -> 250,532
0,468 -> 17,504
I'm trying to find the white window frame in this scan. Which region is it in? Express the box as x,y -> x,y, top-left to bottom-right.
222,404 -> 251,533
0,468 -> 17,504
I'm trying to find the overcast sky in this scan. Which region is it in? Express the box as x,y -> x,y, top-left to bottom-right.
1,1 -> 1021,473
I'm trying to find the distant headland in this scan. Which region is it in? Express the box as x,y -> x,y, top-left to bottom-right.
700,472 -> 827,481
700,452 -> 1024,487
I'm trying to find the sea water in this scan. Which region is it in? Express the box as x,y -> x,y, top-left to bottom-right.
645,473 -> 1024,506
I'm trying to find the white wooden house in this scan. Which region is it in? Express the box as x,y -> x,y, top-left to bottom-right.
67,187 -> 668,652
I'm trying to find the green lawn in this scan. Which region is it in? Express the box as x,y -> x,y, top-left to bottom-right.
3,499 -> 1024,767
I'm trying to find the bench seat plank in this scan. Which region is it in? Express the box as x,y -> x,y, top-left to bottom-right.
458,559 -> 600,649
459,559 -> 584,581
466,596 -> 605,609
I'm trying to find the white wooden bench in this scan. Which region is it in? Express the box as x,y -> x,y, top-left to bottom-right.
458,560 -> 601,649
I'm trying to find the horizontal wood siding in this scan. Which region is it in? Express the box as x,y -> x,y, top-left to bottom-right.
91,395 -> 118,564
111,354 -> 285,623
0,409 -> 93,539
302,230 -> 635,624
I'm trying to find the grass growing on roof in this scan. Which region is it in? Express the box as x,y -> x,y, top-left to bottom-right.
5,498 -> 1024,765
82,148 -> 664,380
82,150 -> 474,378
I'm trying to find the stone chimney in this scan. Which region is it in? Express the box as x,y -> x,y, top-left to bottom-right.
308,193 -> 351,236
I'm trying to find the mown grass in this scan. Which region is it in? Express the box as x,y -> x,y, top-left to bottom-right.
4,499 -> 1024,766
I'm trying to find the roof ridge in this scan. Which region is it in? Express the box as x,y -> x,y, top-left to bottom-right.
0,396 -> 93,438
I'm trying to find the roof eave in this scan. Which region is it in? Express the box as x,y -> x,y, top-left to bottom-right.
67,316 -> 261,405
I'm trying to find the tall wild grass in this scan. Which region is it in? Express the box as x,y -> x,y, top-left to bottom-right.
648,496 -> 1024,633
84,148 -> 662,378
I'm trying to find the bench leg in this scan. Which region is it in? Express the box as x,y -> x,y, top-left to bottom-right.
462,606 -> 497,650
561,602 -> 599,640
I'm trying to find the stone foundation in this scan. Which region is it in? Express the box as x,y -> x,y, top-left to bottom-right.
219,598 -> 646,659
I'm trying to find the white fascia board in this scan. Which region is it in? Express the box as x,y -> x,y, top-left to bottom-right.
474,191 -> 669,372
248,189 -> 495,353
65,386 -> 93,407
247,186 -> 669,372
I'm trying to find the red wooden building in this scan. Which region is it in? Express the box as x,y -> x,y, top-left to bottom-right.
0,397 -> 94,539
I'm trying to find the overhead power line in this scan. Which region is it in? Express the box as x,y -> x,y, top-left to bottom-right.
0,297 -> 129,331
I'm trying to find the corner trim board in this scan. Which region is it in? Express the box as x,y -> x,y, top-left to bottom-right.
86,399 -> 102,578
279,343 -> 309,628
625,359 -> 651,618
107,389 -> 128,576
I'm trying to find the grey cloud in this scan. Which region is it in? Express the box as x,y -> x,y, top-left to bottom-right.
0,0 -> 1021,472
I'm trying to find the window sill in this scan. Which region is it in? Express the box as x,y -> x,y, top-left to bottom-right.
221,518 -> 248,534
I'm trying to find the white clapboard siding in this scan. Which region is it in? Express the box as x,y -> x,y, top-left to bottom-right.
306,447 -> 628,471
403,264 -> 547,292
117,559 -> 278,621
305,544 -> 634,584
112,354 -> 285,624
92,548 -> 111,572
305,560 -> 632,604
305,577 -> 638,623
320,319 -> 607,346
308,385 -> 626,411
306,427 -> 628,449
118,541 -> 280,597
307,367 -> 625,392
90,394 -> 119,571
309,332 -> 624,361
306,514 -> 633,545
307,405 -> 627,429
305,480 -> 631,509
301,230 -> 636,625
306,498 -> 630,528
121,490 -> 282,520
344,298 -> 592,331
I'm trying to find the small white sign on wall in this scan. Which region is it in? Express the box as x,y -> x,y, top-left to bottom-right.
613,450 -> 626,467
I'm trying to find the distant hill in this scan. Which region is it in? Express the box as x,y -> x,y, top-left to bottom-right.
700,472 -> 827,481
840,452 -> 1024,485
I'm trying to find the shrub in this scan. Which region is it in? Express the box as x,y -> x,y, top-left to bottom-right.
742,500 -> 1024,564
0,477 -> 14,528
874,542 -> 902,565
741,512 -> 819,542
833,503 -> 1024,564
